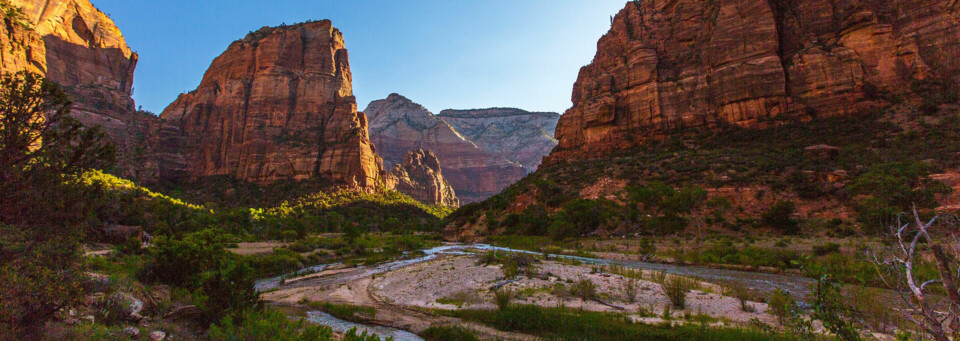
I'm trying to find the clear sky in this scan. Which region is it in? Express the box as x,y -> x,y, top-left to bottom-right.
90,0 -> 628,115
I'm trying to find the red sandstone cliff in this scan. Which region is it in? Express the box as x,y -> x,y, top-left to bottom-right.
159,21 -> 383,188
366,94 -> 531,203
1,0 -> 158,180
386,149 -> 459,208
549,0 -> 960,164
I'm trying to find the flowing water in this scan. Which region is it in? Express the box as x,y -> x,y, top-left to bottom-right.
305,311 -> 424,341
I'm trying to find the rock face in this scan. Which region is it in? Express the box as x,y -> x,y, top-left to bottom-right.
160,21 -> 383,188
386,149 -> 459,207
438,108 -> 559,172
550,0 -> 960,163
365,94 -> 530,204
1,0 -> 158,180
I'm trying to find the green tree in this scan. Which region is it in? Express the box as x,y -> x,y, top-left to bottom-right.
0,72 -> 115,338
762,201 -> 799,234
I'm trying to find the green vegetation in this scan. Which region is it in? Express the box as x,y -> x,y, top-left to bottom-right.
663,276 -> 697,309
0,72 -> 115,338
209,308 -> 334,340
87,169 -> 449,241
443,305 -> 806,341
308,302 -> 377,323
850,161 -> 951,233
209,308 -> 389,341
768,289 -> 797,326
420,326 -> 481,341
1,0 -> 33,31
762,201 -> 799,234
449,102 -> 960,237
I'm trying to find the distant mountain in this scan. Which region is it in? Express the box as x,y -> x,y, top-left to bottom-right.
366,94 -> 559,203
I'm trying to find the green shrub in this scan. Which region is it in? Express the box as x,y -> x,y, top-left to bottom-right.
762,201 -> 799,234
768,288 -> 796,326
421,326 -> 480,341
570,278 -> 598,303
209,308 -> 335,341
812,243 -> 841,256
194,261 -> 262,325
664,276 -> 697,309
493,289 -> 515,310
444,305 -> 800,341
812,276 -> 862,341
309,302 -> 377,322
140,229 -> 232,287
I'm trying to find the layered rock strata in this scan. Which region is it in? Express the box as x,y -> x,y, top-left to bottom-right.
365,94 -> 529,203
159,21 -> 383,188
386,149 -> 459,208
550,0 -> 960,163
438,108 -> 559,172
2,0 -> 158,180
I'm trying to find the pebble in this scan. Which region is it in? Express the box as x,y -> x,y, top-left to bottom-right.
123,326 -> 140,337
149,330 -> 166,341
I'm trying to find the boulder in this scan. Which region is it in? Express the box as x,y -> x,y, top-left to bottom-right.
803,145 -> 841,161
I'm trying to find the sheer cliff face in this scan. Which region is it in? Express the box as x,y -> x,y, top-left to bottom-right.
386,149 -> 459,208
437,108 -> 559,172
160,21 -> 383,188
365,94 -> 529,204
2,0 -> 157,180
550,0 -> 960,163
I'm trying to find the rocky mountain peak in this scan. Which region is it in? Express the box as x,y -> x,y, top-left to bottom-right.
159,20 -> 383,188
386,149 -> 459,208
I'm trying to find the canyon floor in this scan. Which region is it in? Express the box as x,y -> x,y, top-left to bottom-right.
257,245 -> 802,340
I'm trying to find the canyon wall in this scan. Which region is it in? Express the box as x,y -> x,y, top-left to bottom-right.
549,0 -> 960,163
438,108 -> 558,172
365,94 -> 534,203
159,21 -> 383,189
385,149 -> 459,208
2,0 -> 158,180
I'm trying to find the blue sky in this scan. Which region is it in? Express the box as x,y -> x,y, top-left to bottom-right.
91,0 -> 627,115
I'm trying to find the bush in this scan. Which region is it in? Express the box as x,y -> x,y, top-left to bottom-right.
445,305 -> 800,341
140,229 -> 232,287
768,288 -> 796,326
570,278 -> 597,303
493,289 -> 515,310
194,261 -> 262,325
209,308 -> 335,341
421,326 -> 481,341
622,279 -> 638,303
762,201 -> 799,234
812,243 -> 842,256
664,276 -> 697,309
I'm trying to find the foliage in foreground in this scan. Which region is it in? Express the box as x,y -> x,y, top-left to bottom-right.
0,72 -> 115,338
210,308 -> 390,341
420,326 -> 481,341
444,305 -> 804,341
